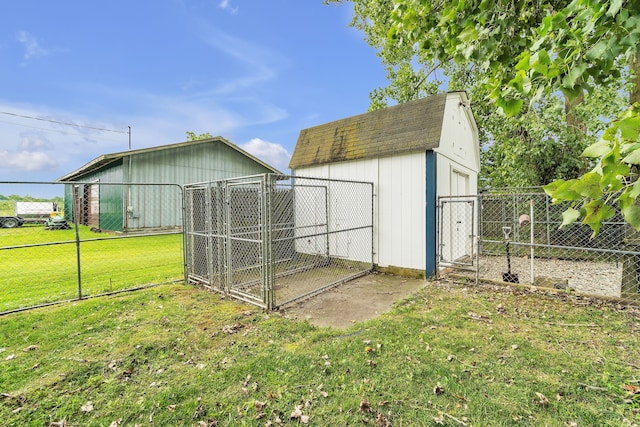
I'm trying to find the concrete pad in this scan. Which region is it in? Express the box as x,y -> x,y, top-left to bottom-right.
279,272 -> 426,329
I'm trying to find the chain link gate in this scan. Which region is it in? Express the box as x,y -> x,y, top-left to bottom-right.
437,196 -> 477,270
436,190 -> 640,304
184,174 -> 374,310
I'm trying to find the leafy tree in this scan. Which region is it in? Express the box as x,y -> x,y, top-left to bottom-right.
185,131 -> 214,141
333,0 -> 640,233
327,0 -> 629,190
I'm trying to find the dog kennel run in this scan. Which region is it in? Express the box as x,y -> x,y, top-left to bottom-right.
184,173 -> 374,309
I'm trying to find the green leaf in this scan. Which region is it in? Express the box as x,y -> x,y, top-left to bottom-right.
607,0 -> 623,17
497,97 -> 523,117
622,148 -> 640,165
560,207 -> 581,227
585,40 -> 609,61
582,199 -> 615,236
515,53 -> 530,71
560,85 -> 583,101
581,140 -> 611,158
530,51 -> 550,76
629,180 -> 640,199
458,26 -> 478,44
573,171 -> 602,199
562,63 -> 588,88
542,180 -> 562,196
621,201 -> 640,231
615,116 -> 640,141
546,179 -> 582,202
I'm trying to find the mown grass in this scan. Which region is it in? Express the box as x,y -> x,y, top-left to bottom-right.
1,281 -> 638,426
0,225 -> 183,312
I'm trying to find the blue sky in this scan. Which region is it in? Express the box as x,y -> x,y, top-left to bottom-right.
0,0 -> 388,195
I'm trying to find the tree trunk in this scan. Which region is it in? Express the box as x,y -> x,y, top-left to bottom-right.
630,45 -> 640,105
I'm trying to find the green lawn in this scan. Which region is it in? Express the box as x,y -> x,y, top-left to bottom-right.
0,225 -> 183,312
1,282 -> 638,426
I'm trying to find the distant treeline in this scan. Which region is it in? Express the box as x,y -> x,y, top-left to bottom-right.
0,195 -> 63,203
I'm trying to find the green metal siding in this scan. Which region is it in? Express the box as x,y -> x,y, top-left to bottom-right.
63,140 -> 274,232
124,142 -> 274,230
128,141 -> 274,184
99,184 -> 124,231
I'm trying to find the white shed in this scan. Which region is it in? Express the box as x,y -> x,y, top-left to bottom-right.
289,91 -> 480,277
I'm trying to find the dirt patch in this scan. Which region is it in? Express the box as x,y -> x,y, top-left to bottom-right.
279,272 -> 426,329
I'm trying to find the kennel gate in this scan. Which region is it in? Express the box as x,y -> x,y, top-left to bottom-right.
437,196 -> 476,268
184,174 -> 374,310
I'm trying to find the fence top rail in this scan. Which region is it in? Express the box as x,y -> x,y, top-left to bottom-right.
1,181 -> 184,189
184,173 -> 375,189
481,238 -> 640,256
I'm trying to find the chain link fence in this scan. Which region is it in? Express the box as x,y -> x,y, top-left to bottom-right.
438,190 -> 640,304
184,174 -> 374,310
0,182 -> 184,315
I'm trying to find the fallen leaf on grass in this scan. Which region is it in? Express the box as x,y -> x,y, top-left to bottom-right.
48,420 -> 68,427
433,414 -> 445,425
290,405 -> 309,423
243,374 -> 252,386
108,419 -> 122,427
222,323 -> 244,334
376,412 -> 392,426
623,384 -> 640,395
23,345 -> 38,352
80,401 -> 94,412
254,400 -> 266,411
534,392 -> 549,406
167,404 -> 176,412
467,311 -> 492,323
365,346 -> 374,353
193,402 -> 207,419
5,354 -> 15,361
359,399 -> 372,413
433,384 -> 445,395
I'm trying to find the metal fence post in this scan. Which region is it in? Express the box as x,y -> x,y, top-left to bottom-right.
73,185 -> 82,300
263,174 -> 274,310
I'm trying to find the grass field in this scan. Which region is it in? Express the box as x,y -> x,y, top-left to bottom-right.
1,281 -> 638,426
0,225 -> 183,313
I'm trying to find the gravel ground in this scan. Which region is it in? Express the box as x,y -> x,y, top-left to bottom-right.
472,255 -> 624,298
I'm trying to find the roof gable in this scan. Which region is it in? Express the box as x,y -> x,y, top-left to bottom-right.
289,93 -> 453,169
57,137 -> 279,181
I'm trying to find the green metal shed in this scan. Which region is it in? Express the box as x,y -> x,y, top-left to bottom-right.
57,137 -> 279,232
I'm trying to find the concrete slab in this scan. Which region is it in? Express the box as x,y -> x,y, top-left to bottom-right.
279,272 -> 427,329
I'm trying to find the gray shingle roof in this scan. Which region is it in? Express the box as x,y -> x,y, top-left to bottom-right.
289,92 -> 454,169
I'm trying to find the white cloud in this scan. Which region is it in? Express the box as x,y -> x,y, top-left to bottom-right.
218,0 -> 238,14
16,31 -> 48,60
0,150 -> 57,171
19,133 -> 51,150
198,25 -> 287,95
240,138 -> 291,172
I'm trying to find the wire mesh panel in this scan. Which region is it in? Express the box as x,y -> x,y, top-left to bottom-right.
438,190 -> 640,305
184,174 -> 374,309
226,180 -> 266,306
438,197 -> 475,266
0,182 -> 184,315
